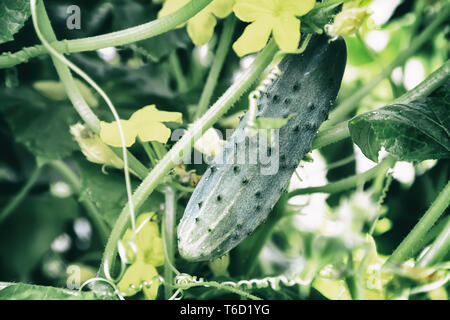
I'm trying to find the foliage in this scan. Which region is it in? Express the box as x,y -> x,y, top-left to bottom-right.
0,0 -> 448,301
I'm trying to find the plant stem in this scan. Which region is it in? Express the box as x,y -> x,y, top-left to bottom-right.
392,59 -> 450,104
163,187 -> 176,300
33,0 -> 100,132
312,121 -> 350,149
416,217 -> 450,268
194,16 -> 236,119
0,166 -> 43,224
99,39 -> 278,278
323,5 -> 450,128
49,160 -> 110,243
0,0 -> 214,69
169,51 -> 189,93
385,181 -> 450,265
288,155 -> 396,197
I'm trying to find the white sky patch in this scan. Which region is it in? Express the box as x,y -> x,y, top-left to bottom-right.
50,181 -> 72,198
354,144 -> 377,174
97,47 -> 118,62
369,0 -> 402,25
391,66 -> 403,85
392,161 -> 415,185
74,217 -> 92,242
233,55 -> 256,82
404,58 -> 426,90
289,150 -> 329,232
365,30 -> 390,52
195,44 -> 212,67
51,233 -> 72,253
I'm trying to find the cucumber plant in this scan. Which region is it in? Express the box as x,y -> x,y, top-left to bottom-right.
178,35 -> 347,261
0,0 -> 449,302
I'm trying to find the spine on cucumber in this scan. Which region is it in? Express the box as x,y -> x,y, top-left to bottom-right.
178,35 -> 347,261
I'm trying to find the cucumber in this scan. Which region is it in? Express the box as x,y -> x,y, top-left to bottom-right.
178,35 -> 347,261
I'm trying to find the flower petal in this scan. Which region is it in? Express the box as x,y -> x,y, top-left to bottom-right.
187,10 -> 217,45
136,121 -> 172,144
210,0 -> 235,18
117,261 -> 159,299
233,0 -> 274,22
99,120 -> 137,148
130,105 -> 183,124
273,16 -> 301,52
232,19 -> 273,57
282,0 -> 316,16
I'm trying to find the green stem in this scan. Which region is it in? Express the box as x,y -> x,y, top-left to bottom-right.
385,181 -> 450,265
99,39 -> 278,278
163,187 -> 176,300
194,16 -> 236,119
0,0 -> 214,69
169,51 -> 189,93
0,166 -> 43,224
323,5 -> 450,128
288,155 -> 396,197
34,0 -> 100,132
151,141 -> 167,160
416,217 -> 450,268
140,141 -> 158,167
392,59 -> 450,105
49,160 -> 110,243
312,121 -> 350,149
422,215 -> 450,246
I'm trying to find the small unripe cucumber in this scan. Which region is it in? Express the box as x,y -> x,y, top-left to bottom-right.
178,35 -> 347,261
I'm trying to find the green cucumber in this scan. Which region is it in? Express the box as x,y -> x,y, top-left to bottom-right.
178,35 -> 347,261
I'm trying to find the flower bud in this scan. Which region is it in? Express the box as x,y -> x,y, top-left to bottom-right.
326,6 -> 371,38
70,123 -> 123,169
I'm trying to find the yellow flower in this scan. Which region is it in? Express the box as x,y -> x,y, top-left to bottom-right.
100,105 -> 182,147
117,260 -> 160,299
232,0 -> 316,57
118,213 -> 165,300
122,213 -> 165,267
158,0 -> 235,46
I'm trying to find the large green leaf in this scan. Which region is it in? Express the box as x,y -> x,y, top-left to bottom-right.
76,158 -> 164,227
349,95 -> 450,162
0,87 -> 78,161
0,283 -> 97,300
0,0 -> 30,44
0,195 -> 79,280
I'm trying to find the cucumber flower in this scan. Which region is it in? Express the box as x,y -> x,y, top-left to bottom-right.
158,0 -> 235,46
118,213 -> 164,300
326,0 -> 371,38
232,0 -> 316,57
100,105 -> 182,148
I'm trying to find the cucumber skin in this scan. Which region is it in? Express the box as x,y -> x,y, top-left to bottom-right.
178,35 -> 347,261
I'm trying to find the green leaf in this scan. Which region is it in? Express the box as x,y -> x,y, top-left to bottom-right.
0,87 -> 78,161
0,283 -> 97,300
0,195 -> 79,279
0,0 -> 31,44
75,158 -> 163,227
349,96 -> 450,162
